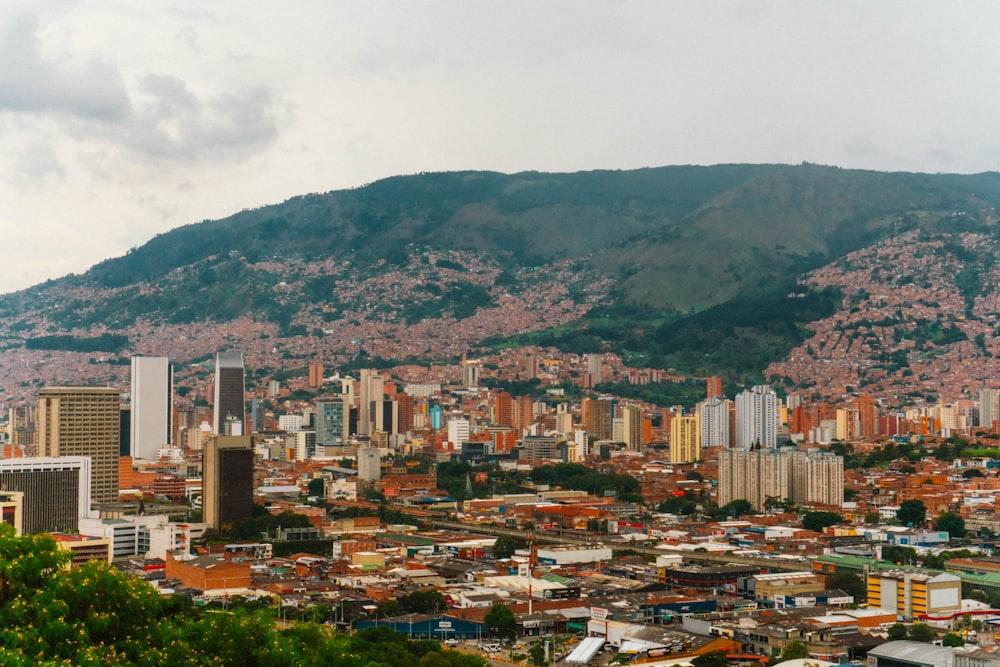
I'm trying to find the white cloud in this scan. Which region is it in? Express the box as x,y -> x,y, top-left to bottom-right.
0,1 -> 998,294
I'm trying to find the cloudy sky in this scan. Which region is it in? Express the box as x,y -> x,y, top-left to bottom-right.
1,1 -> 998,293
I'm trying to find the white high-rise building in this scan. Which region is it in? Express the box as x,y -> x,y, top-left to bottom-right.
735,385 -> 778,449
698,396 -> 731,448
573,429 -> 589,461
980,388 -> 1000,430
358,446 -> 381,481
130,356 -> 173,461
447,418 -> 470,450
358,369 -> 384,436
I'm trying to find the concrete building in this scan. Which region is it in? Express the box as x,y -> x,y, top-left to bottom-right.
358,369 -> 384,436
980,388 -> 1000,430
213,351 -> 245,435
622,405 -> 643,451
0,457 -> 92,533
698,397 -> 731,448
130,356 -> 173,461
670,414 -> 700,463
735,385 -> 778,449
38,386 -> 120,506
315,396 -> 349,445
718,449 -> 844,510
867,570 -> 961,619
358,446 -> 381,482
447,418 -> 470,450
203,435 -> 253,529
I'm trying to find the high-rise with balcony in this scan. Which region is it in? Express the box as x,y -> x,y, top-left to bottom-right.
38,386 -> 120,506
130,356 -> 173,461
670,414 -> 701,463
698,396 -> 731,448
213,351 -> 245,435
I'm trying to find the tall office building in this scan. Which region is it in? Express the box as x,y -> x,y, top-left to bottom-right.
582,398 -> 613,440
0,457 -> 91,534
308,362 -> 324,388
358,369 -> 384,437
374,399 -> 399,435
447,417 -> 470,450
585,354 -> 602,387
7,406 -> 37,455
850,396 -> 877,438
670,415 -> 701,463
706,376 -> 723,399
315,396 -> 349,445
698,396 -> 731,448
38,386 -> 120,506
461,358 -> 480,388
980,388 -> 1000,430
203,435 -> 253,529
718,449 -> 843,510
622,405 -> 643,451
130,356 -> 173,461
397,392 -> 414,433
735,385 -> 778,449
495,392 -> 514,427
213,351 -> 246,435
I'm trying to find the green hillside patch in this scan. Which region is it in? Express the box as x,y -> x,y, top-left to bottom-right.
25,333 -> 130,353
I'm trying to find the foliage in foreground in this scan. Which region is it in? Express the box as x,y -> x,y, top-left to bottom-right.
0,526 -> 488,667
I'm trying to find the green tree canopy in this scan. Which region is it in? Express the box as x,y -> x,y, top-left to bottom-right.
692,651 -> 730,667
492,535 -> 517,560
897,500 -> 927,527
887,623 -> 908,640
828,571 -> 866,602
941,633 -> 964,647
935,512 -> 966,538
908,623 -> 936,642
484,603 -> 517,640
802,511 -> 842,533
779,641 -> 809,661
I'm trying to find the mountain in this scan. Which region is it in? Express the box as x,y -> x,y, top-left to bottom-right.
2,163 -> 1000,402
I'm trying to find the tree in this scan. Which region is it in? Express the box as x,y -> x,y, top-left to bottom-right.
897,500 -> 927,527
887,623 -> 908,640
941,633 -> 964,647
779,641 -> 809,661
935,512 -> 966,538
908,623 -> 935,642
802,511 -> 842,533
692,651 -> 730,667
865,511 -> 881,525
484,603 -> 517,640
529,640 -> 549,667
307,478 -> 325,497
722,499 -> 754,518
492,535 -> 517,560
828,571 -> 866,602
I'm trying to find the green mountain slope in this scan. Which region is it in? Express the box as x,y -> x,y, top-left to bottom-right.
2,163 -> 1000,390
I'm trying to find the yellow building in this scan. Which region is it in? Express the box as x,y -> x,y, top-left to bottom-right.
866,569 -> 961,619
670,415 -> 700,463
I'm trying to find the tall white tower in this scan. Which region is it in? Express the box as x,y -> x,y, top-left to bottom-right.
130,356 -> 173,460
735,385 -> 778,449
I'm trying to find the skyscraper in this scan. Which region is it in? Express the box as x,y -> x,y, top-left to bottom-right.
670,414 -> 701,463
130,356 -> 173,461
203,435 -> 253,529
735,385 -> 778,449
213,351 -> 246,435
698,396 -> 731,448
38,386 -> 120,506
622,405 -> 643,451
358,369 -> 383,436
315,396 -> 349,446
980,388 -> 1000,431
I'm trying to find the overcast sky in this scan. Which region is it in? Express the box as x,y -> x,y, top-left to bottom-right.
1,1 -> 998,294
